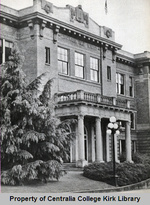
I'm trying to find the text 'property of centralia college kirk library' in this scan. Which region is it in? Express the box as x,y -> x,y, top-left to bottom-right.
1,0 -> 150,167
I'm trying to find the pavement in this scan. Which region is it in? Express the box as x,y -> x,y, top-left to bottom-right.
1,171 -> 114,193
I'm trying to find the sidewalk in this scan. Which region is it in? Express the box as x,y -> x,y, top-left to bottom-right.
2,171 -> 114,193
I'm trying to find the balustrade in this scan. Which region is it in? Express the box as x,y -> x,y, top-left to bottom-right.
56,90 -> 133,110
101,96 -> 113,105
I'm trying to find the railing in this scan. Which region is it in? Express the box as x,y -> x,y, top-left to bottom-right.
55,90 -> 135,109
84,92 -> 97,102
116,98 -> 127,108
58,91 -> 77,102
101,96 -> 113,105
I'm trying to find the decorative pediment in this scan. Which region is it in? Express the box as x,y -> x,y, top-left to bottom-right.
66,5 -> 89,28
41,0 -> 53,14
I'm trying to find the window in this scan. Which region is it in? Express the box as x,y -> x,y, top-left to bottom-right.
120,121 -> 125,128
75,52 -> 84,78
45,47 -> 50,64
132,140 -> 136,153
119,140 -> 125,154
129,76 -> 134,97
116,73 -> 125,95
5,40 -> 13,62
58,47 -> 68,75
0,39 -> 2,64
90,57 -> 99,82
120,139 -> 136,155
130,113 -> 135,129
107,66 -> 111,81
0,39 -> 13,64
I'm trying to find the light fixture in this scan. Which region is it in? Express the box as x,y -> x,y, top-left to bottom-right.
108,123 -> 114,129
113,123 -> 118,129
110,116 -> 116,123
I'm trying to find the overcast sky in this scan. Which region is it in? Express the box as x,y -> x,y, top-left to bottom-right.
1,0 -> 150,54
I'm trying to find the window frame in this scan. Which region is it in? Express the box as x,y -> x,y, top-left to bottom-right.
57,46 -> 69,75
90,56 -> 99,82
75,51 -> 84,79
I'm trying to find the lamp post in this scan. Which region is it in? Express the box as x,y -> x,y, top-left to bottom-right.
106,116 -> 120,186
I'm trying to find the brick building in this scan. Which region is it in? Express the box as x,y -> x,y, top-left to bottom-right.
1,0 -> 150,167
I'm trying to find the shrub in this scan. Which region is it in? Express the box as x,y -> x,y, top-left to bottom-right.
83,162 -> 114,183
132,152 -> 150,165
119,152 -> 150,164
83,160 -> 150,186
1,160 -> 64,185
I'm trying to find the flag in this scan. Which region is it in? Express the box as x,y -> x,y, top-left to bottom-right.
105,0 -> 108,14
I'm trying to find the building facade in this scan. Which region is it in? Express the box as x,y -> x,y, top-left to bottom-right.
1,0 -> 150,167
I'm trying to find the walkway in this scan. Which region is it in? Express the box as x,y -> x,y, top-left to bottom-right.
2,171 -> 114,193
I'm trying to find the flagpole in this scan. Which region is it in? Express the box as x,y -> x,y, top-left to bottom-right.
105,0 -> 108,14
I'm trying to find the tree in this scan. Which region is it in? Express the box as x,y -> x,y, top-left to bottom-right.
1,44 -> 75,185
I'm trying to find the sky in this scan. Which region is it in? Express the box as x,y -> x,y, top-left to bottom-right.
1,0 -> 150,54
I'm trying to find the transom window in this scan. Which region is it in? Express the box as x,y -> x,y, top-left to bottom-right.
75,52 -> 84,78
116,73 -> 125,95
58,47 -> 68,75
90,57 -> 99,82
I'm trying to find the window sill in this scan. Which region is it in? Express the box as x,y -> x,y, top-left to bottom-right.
45,63 -> 50,66
58,73 -> 101,86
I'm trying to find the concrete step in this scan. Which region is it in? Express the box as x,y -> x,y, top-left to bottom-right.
62,162 -> 83,171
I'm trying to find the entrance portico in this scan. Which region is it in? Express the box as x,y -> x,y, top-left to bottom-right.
55,91 -> 134,167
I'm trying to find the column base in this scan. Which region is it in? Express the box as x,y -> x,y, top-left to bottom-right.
76,160 -> 88,168
116,159 -> 120,163
126,160 -> 134,163
96,160 -> 104,163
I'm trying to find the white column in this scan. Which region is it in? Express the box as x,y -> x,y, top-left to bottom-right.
76,115 -> 87,167
125,121 -> 132,162
91,126 -> 95,162
70,142 -> 72,163
75,125 -> 78,162
96,117 -> 104,162
106,132 -> 110,162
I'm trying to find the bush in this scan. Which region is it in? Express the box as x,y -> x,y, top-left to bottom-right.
132,153 -> 150,165
83,158 -> 150,186
83,162 -> 114,183
119,152 -> 150,164
1,160 -> 64,185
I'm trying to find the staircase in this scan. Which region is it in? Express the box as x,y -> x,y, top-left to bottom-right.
62,163 -> 83,171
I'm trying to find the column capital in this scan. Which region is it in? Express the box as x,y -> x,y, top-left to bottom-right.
78,114 -> 84,120
96,117 -> 101,123
126,120 -> 131,126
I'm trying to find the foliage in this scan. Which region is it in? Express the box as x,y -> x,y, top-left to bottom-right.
83,159 -> 150,186
1,160 -> 64,185
83,162 -> 113,182
119,152 -> 150,165
1,44 -> 74,185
